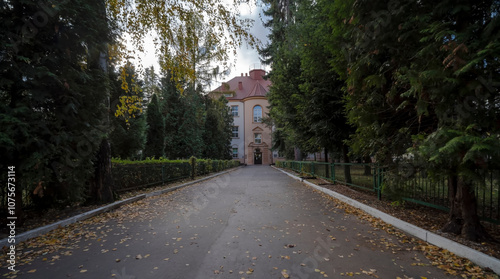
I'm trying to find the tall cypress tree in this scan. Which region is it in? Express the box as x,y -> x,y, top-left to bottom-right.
203,96 -> 233,160
144,94 -> 166,158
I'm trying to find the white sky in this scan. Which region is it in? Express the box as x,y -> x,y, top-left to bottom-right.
130,1 -> 270,91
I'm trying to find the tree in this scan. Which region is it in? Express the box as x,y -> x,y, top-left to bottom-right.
0,0 -> 267,211
144,93 -> 165,158
296,0 -> 354,180
106,0 -> 257,86
203,96 -> 233,160
260,0 -> 311,160
109,62 -> 147,159
403,0 -> 500,241
176,85 -> 205,158
143,66 -> 161,104
0,0 -> 114,210
261,0 -> 354,178
331,0 -> 500,241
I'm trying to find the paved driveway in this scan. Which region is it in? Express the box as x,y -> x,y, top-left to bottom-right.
8,165 -> 458,278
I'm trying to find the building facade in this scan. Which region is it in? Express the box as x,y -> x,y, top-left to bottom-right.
210,67 -> 273,165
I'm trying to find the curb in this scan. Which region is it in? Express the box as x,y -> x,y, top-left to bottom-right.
1,166 -> 241,248
272,166 -> 500,275
0,194 -> 146,248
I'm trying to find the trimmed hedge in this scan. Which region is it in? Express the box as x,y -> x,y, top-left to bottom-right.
112,157 -> 239,192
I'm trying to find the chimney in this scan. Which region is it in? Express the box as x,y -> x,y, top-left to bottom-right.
249,69 -> 265,80
241,73 -> 243,76
238,81 -> 243,90
245,73 -> 248,77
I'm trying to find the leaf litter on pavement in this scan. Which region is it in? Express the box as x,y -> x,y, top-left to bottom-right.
311,190 -> 498,279
0,189 -> 185,278
1,173 -> 499,279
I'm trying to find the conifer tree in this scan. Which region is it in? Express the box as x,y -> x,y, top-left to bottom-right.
144,94 -> 165,158
109,63 -> 147,159
0,0 -> 114,209
203,96 -> 233,160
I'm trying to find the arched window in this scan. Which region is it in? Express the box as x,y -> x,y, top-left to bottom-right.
253,105 -> 262,122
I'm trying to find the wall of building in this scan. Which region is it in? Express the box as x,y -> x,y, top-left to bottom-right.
229,100 -> 245,164
243,97 -> 272,165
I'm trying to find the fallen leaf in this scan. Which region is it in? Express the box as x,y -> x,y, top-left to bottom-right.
281,269 -> 290,278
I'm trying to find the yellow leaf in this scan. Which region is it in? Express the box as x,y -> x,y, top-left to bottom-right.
28,269 -> 37,273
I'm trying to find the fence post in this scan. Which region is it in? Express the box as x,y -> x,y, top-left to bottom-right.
376,167 -> 383,200
331,163 -> 335,183
189,156 -> 196,179
162,164 -> 165,184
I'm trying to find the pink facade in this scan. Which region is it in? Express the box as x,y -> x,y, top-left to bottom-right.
211,68 -> 273,165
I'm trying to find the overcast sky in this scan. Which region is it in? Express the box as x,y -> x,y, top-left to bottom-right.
132,1 -> 270,91
231,2 -> 270,76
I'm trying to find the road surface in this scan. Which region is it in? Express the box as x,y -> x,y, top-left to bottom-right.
6,165 -> 459,278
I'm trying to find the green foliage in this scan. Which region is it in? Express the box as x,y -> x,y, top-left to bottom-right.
0,0 -> 115,207
263,0 -> 500,238
262,0 -> 352,160
203,96 -> 233,160
109,63 -> 147,159
106,0 -> 257,87
111,156 -> 237,187
144,94 -> 165,158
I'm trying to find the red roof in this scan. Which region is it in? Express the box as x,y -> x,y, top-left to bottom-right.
212,69 -> 271,100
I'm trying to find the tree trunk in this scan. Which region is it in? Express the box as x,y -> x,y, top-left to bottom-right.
342,144 -> 352,184
442,174 -> 462,234
89,3 -> 114,204
295,147 -> 303,161
442,174 -> 491,241
363,155 -> 371,176
89,139 -> 114,204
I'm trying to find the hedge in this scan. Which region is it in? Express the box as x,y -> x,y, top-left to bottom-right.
112,157 -> 240,193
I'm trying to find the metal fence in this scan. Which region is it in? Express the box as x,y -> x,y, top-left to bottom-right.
276,161 -> 499,224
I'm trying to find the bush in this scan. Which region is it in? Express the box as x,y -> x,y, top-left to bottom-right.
112,157 -> 239,193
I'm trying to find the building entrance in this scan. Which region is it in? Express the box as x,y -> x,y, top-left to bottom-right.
254,149 -> 262,164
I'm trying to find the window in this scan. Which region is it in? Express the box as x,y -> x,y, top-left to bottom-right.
232,126 -> 239,138
254,133 -> 262,144
224,93 -> 233,97
253,105 -> 262,122
232,148 -> 238,158
231,106 -> 239,117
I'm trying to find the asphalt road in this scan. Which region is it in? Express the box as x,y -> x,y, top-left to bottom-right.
8,165 -> 459,279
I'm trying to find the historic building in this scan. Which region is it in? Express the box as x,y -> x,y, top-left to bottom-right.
210,67 -> 275,165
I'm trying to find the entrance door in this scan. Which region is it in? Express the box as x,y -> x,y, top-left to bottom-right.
254,152 -> 262,164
